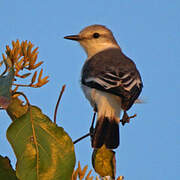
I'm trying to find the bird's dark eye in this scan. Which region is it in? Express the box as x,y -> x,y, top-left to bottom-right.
93,33 -> 100,38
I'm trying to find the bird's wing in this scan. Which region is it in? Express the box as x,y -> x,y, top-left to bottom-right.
83,71 -> 143,110
85,71 -> 140,91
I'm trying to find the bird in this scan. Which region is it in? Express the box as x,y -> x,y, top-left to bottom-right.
64,25 -> 143,149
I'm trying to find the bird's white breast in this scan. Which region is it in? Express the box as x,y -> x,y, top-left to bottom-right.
81,84 -> 122,122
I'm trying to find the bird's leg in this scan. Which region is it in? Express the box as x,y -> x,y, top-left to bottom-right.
90,111 -> 96,137
90,106 -> 97,138
89,110 -> 97,147
120,111 -> 137,126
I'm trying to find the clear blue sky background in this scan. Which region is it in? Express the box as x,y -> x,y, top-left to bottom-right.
0,0 -> 179,179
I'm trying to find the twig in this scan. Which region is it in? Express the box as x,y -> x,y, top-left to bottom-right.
53,85 -> 66,124
73,132 -> 91,144
73,112 -> 96,145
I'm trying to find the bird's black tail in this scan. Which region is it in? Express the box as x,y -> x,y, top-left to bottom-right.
92,116 -> 119,149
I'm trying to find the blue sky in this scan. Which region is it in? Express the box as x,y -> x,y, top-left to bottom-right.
0,0 -> 180,179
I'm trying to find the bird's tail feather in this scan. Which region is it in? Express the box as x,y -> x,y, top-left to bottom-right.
92,116 -> 119,149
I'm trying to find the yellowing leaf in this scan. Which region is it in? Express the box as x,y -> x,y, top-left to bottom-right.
92,145 -> 116,179
6,97 -> 28,121
7,99 -> 76,180
33,61 -> 43,69
31,71 -> 37,84
38,69 -> 43,82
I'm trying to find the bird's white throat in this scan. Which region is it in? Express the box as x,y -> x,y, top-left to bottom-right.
80,41 -> 120,58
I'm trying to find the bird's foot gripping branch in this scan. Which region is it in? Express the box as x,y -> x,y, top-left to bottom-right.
121,111 -> 137,126
0,40 -> 124,180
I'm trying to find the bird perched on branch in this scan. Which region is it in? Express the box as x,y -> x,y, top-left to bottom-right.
64,25 -> 143,149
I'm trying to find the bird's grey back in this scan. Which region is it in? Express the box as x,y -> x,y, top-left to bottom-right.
82,48 -> 140,80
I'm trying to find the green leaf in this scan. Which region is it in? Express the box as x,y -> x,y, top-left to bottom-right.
0,69 -> 14,109
7,103 -> 76,180
0,155 -> 18,180
92,145 -> 116,179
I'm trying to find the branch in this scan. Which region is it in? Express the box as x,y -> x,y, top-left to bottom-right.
73,133 -> 91,144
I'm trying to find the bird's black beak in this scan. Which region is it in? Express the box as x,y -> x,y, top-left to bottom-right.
64,35 -> 81,41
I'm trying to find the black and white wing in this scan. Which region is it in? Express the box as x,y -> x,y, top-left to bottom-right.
81,49 -> 143,110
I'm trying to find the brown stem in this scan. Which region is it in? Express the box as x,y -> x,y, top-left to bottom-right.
12,83 -> 32,87
53,85 -> 66,124
12,92 -> 30,110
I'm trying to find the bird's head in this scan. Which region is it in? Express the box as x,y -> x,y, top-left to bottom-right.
64,24 -> 119,57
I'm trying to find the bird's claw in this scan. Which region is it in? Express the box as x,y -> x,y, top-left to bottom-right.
120,111 -> 137,126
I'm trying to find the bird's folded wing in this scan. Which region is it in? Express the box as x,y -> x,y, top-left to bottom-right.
83,71 -> 143,110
